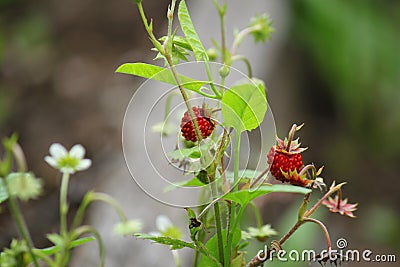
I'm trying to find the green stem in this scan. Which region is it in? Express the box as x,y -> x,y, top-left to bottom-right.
137,0 -> 204,141
231,55 -> 253,78
165,0 -> 177,56
224,131 -> 241,266
72,226 -> 105,267
250,202 -> 263,228
172,250 -> 181,267
58,172 -> 71,266
224,205 -> 246,266
219,4 -> 227,64
168,0 -> 177,38
33,250 -> 57,267
213,0 -> 228,65
60,172 -> 70,236
166,55 -> 203,141
4,181 -> 40,267
204,61 -> 222,98
193,248 -> 200,267
231,25 -> 261,55
210,177 -> 225,265
137,2 -> 165,55
72,192 -> 128,231
234,131 -> 241,190
194,240 -> 223,267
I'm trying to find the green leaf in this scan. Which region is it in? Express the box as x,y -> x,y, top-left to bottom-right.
34,237 -> 96,256
231,252 -> 245,267
116,63 -> 208,93
0,178 -> 8,204
46,233 -> 63,246
199,229 -> 241,267
164,177 -> 206,192
222,83 -> 267,132
224,169 -> 262,181
178,0 -> 207,61
223,184 -> 311,206
159,35 -> 193,51
168,141 -> 214,161
168,146 -> 202,160
134,233 -> 195,250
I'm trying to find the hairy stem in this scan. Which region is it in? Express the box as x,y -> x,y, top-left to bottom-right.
5,181 -> 40,267
224,131 -> 241,266
137,2 -> 165,54
209,176 -> 225,266
278,220 -> 304,246
303,217 -> 332,250
225,205 -> 246,266
304,183 -> 345,218
166,54 -> 203,141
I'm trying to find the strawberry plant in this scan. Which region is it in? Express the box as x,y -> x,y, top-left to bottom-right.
0,1 -> 359,266
116,0 -> 358,266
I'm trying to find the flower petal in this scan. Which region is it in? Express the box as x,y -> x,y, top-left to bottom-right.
44,156 -> 58,168
49,143 -> 67,159
156,215 -> 173,232
76,159 -> 91,171
70,144 -> 85,159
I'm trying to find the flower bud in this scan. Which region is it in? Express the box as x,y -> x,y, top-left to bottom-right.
206,48 -> 218,61
219,65 -> 230,78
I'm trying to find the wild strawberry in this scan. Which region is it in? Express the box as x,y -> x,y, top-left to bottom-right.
180,106 -> 215,142
268,124 -> 307,184
281,169 -> 312,187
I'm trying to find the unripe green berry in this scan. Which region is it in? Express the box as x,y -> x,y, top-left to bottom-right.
219,65 -> 230,78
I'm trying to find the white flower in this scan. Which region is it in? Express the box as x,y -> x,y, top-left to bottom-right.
113,219 -> 142,236
242,224 -> 277,242
44,143 -> 91,174
149,215 -> 182,239
156,215 -> 173,233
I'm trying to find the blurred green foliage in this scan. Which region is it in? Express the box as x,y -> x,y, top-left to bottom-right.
0,2 -> 53,128
361,205 -> 400,248
293,0 -> 400,161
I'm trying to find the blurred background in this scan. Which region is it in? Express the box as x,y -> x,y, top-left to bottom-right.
0,0 -> 399,266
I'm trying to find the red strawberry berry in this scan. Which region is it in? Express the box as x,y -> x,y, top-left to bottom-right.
268,150 -> 304,182
180,106 -> 215,142
267,124 -> 307,184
